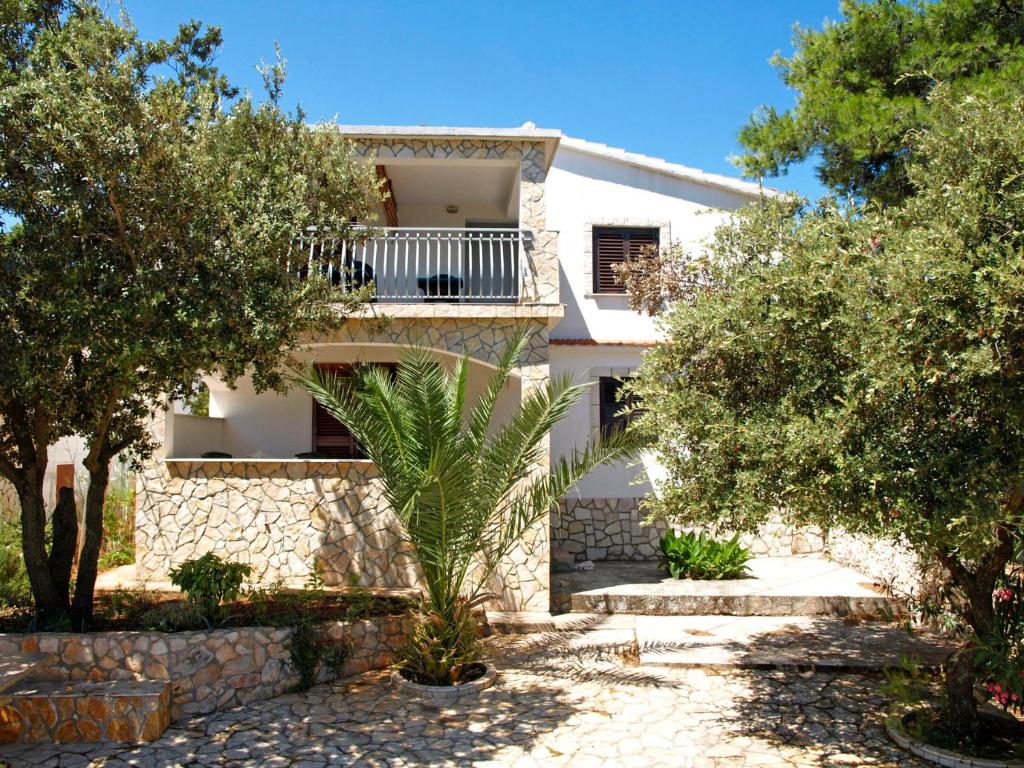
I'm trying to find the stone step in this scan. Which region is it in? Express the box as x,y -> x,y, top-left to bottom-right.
486,611 -> 635,635
551,557 -> 900,617
0,655 -> 45,696
0,679 -> 171,744
634,615 -> 954,671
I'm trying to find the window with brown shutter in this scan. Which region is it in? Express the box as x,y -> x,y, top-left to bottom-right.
592,227 -> 659,294
311,364 -> 395,459
598,376 -> 643,437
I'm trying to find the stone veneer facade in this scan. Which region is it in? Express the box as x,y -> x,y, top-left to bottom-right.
553,498 -> 827,565
0,615 -> 412,727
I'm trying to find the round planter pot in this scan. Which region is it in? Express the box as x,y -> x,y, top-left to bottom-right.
886,709 -> 1024,768
390,664 -> 497,706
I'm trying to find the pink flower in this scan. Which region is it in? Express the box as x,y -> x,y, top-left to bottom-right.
994,587 -> 1014,603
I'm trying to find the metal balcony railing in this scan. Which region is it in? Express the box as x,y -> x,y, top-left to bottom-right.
292,227 -> 528,302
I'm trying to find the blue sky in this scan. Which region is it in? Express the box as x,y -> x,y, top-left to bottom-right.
121,1 -> 839,199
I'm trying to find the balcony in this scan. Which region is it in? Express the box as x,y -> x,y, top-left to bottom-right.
293,227 -> 529,303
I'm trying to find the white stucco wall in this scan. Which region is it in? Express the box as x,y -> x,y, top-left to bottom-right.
546,145 -> 755,343
550,344 -> 653,499
179,346 -> 520,460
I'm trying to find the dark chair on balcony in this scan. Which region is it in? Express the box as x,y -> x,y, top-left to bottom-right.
417,274 -> 464,303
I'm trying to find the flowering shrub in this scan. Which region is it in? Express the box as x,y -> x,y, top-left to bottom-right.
975,570 -> 1023,714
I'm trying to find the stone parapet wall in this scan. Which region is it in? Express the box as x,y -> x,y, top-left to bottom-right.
0,615 -> 412,721
553,498 -> 826,564
825,530 -> 924,598
137,459 -> 421,592
554,498 -> 667,563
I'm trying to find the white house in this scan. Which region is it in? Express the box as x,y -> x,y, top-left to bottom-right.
135,124 -> 767,612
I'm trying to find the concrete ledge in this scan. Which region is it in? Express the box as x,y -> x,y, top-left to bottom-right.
390,664 -> 497,706
886,710 -> 1024,768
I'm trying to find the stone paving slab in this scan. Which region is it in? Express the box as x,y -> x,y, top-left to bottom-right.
553,557 -> 898,616
486,611 -> 636,634
635,615 -> 954,671
0,634 -> 934,768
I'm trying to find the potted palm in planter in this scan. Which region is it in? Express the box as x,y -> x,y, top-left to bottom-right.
294,327 -> 636,701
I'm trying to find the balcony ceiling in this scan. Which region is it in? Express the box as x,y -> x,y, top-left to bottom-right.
385,162 -> 518,208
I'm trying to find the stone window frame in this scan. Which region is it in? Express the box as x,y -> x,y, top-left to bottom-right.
582,218 -> 671,298
588,366 -> 636,439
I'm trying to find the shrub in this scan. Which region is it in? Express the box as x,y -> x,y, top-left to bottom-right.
975,568 -> 1024,714
98,484 -> 135,571
659,530 -> 752,580
169,553 -> 251,622
0,519 -> 31,607
139,601 -> 207,632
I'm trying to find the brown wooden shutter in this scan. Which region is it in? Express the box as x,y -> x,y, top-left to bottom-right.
598,376 -> 643,437
312,364 -> 359,459
311,364 -> 396,459
592,227 -> 659,294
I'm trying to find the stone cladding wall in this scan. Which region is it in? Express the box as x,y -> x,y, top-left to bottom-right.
553,498 -> 827,564
0,615 -> 412,722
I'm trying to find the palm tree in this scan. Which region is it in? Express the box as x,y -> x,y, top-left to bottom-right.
292,326 -> 638,684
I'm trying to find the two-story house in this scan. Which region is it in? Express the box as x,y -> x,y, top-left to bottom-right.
135,123 -> 765,612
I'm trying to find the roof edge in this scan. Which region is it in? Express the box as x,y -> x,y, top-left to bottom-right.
559,135 -> 778,200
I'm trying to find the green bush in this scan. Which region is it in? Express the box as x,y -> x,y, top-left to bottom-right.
0,519 -> 31,607
659,530 -> 752,580
169,553 -> 251,622
139,601 -> 207,632
98,484 -> 135,571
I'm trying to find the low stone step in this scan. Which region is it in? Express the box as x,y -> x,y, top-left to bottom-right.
486,611 -> 635,635
551,558 -> 900,617
634,615 -> 954,671
0,679 -> 171,744
0,655 -> 45,696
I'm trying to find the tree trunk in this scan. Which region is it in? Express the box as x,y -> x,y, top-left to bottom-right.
47,486 -> 78,607
70,458 -> 109,628
945,644 -> 981,742
17,464 -> 67,620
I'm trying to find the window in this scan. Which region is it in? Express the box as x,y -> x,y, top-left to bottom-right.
311,364 -> 395,459
598,377 -> 642,437
592,227 -> 659,294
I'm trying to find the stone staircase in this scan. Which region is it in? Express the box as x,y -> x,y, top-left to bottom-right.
551,557 -> 898,616
494,556 -> 953,673
0,655 -> 170,744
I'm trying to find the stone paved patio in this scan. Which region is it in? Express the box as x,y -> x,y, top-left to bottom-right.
0,632 -> 930,768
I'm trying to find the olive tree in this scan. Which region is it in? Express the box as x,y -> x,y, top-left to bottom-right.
0,1 -> 379,624
629,85 -> 1023,738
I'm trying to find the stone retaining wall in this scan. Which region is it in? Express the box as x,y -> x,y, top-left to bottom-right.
0,615 -> 412,721
136,459 -> 421,593
825,530 -> 924,598
553,498 -> 826,564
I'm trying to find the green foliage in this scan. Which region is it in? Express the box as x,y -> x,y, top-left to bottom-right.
169,553 -> 251,623
975,568 -> 1024,713
737,0 -> 1024,203
881,656 -> 934,709
397,603 -> 481,686
285,615 -> 352,692
139,601 -> 207,632
0,0 -> 379,620
633,84 -> 1024,733
293,327 -> 638,685
183,384 -> 210,417
98,484 -> 135,571
659,530 -> 752,580
0,519 -> 31,608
